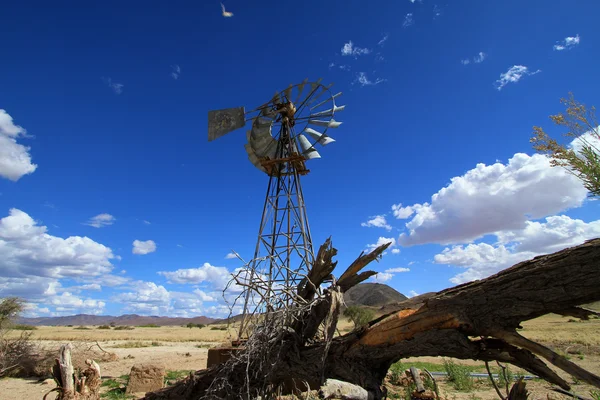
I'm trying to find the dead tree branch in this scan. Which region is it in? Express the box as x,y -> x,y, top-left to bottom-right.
144,238 -> 600,400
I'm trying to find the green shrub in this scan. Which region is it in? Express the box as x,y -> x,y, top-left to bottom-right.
443,359 -> 474,391
11,324 -> 37,330
343,306 -> 375,329
74,326 -> 91,330
114,326 -> 134,330
98,325 -> 111,330
137,324 -> 160,328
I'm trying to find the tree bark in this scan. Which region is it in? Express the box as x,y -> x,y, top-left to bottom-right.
144,238 -> 600,400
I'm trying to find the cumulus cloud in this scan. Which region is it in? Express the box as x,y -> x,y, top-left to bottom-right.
366,237 -> 397,253
158,262 -> 232,289
361,215 -> 392,231
225,252 -> 237,260
84,213 -> 116,228
112,280 -> 223,317
403,13 -> 414,28
495,65 -> 540,90
371,272 -> 393,283
0,110 -> 37,181
341,40 -> 371,57
132,239 -> 157,255
436,215 -> 600,284
391,248 -> 400,254
553,34 -> 580,51
392,203 -> 417,219
397,153 -> 588,246
0,208 -> 115,280
408,290 -> 419,298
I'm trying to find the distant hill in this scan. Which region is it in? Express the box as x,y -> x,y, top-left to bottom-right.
343,283 -> 407,308
18,314 -> 215,327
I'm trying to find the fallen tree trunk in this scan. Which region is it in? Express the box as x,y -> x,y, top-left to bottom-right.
144,238 -> 600,400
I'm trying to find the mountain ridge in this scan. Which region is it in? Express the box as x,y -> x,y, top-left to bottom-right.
18,283 -> 407,326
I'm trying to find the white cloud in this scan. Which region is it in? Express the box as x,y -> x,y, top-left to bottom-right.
84,213 -> 116,228
68,283 -> 102,292
495,65 -> 540,90
392,203 -> 417,219
355,72 -> 385,87
474,52 -> 486,63
366,237 -> 397,253
361,215 -> 392,231
0,110 -> 37,181
170,64 -> 181,80
553,34 -> 580,51
461,52 -> 486,65
0,208 -> 115,280
371,272 -> 393,283
113,281 -> 171,315
408,290 -> 419,298
143,220 -> 151,225
176,244 -> 183,248
385,267 -> 410,273
50,292 -> 106,315
225,252 -> 237,259
378,34 -> 389,46
158,262 -> 232,289
391,248 -> 401,254
403,13 -> 414,28
435,215 -> 600,284
112,280 -> 224,317
341,40 -> 371,57
397,153 -> 588,246
132,239 -> 157,255
102,77 -> 124,95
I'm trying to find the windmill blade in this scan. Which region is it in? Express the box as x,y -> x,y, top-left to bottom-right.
308,119 -> 342,128
310,92 -> 343,110
310,105 -> 346,118
294,78 -> 309,104
305,83 -> 334,108
297,134 -> 321,159
304,127 -> 335,146
244,142 -> 266,172
207,107 -> 246,141
284,84 -> 293,102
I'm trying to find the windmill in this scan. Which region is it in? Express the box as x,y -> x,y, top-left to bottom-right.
208,79 -> 344,340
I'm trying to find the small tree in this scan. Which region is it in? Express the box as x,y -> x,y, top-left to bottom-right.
531,93 -> 600,197
343,305 -> 375,330
0,297 -> 38,377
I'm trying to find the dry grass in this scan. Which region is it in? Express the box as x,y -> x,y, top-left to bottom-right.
5,324 -> 239,342
520,314 -> 600,349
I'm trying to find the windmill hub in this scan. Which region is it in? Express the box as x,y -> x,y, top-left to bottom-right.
207,79 -> 345,340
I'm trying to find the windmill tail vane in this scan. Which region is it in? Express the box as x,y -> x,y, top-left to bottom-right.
207,79 -> 345,340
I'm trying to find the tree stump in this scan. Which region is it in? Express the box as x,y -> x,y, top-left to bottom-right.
44,343 -> 101,400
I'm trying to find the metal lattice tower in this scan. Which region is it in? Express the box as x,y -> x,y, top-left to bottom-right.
207,79 -> 344,340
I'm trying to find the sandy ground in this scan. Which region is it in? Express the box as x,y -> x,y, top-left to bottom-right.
0,340 -> 212,400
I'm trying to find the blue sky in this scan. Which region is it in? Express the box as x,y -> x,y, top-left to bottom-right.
1,0 -> 599,318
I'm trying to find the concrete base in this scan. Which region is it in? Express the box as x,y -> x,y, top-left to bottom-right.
207,346 -> 245,368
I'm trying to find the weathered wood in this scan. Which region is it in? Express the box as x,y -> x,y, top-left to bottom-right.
144,238 -> 600,400
410,367 -> 425,393
44,343 -> 101,400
